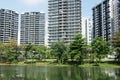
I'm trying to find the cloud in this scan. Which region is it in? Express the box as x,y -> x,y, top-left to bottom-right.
21,0 -> 44,6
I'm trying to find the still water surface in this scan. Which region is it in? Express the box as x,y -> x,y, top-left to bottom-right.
0,65 -> 120,80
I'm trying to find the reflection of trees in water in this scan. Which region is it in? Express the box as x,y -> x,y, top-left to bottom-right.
46,67 -> 120,80
0,66 -> 47,80
0,66 -> 120,80
83,67 -> 119,80
46,67 -> 82,80
0,66 -> 21,80
101,68 -> 120,80
90,68 -> 115,80
22,66 -> 48,80
115,69 -> 120,80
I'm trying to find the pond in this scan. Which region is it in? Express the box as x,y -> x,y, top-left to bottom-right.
0,65 -> 120,80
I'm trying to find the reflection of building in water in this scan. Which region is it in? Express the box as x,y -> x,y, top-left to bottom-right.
104,68 -> 117,78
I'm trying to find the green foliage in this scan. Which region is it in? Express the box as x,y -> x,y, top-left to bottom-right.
50,40 -> 68,64
24,60 -> 36,64
0,42 -> 5,62
69,34 -> 86,64
0,39 -> 19,63
0,35 -> 111,65
46,48 -> 53,58
24,44 -> 47,61
91,37 -> 109,63
24,43 -> 33,59
111,32 -> 120,62
35,45 -> 47,60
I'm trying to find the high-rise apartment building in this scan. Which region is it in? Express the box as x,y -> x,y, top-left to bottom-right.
0,9 -> 18,43
82,18 -> 93,44
93,0 -> 120,41
20,12 -> 45,45
111,0 -> 120,34
48,0 -> 81,46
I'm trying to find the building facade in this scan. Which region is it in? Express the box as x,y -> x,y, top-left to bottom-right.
93,0 -> 120,41
20,12 -> 45,45
0,9 -> 18,43
111,0 -> 120,34
48,0 -> 81,46
82,18 -> 93,44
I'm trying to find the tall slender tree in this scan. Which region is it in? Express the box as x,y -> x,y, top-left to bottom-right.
50,40 -> 67,64
91,37 -> 109,64
69,34 -> 86,64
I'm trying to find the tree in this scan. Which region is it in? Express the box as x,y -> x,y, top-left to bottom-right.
45,48 -> 53,59
83,45 -> 92,60
3,39 -> 19,63
24,43 -> 33,59
36,45 -> 47,60
91,37 -> 109,64
0,42 -> 5,62
28,45 -> 37,59
111,32 -> 120,62
50,40 -> 68,64
69,34 -> 86,64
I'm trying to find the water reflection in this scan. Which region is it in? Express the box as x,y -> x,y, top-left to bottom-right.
0,65 -> 120,80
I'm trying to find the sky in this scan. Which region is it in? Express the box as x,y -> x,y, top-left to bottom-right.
0,0 -> 101,45
0,0 -> 101,17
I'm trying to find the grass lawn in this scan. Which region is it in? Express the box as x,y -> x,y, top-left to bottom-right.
0,60 -> 120,68
79,63 -> 120,68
